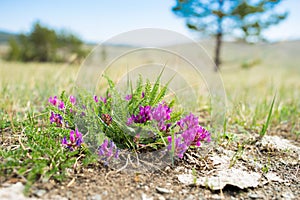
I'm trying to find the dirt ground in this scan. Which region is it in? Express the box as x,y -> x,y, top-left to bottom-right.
1,129 -> 299,200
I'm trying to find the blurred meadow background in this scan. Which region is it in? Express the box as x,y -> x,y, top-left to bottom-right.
0,0 -> 299,139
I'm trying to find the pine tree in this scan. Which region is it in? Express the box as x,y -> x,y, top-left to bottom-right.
172,0 -> 288,71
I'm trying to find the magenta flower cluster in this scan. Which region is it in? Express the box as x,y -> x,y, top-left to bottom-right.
167,113 -> 211,158
49,96 -> 66,110
128,105 -> 152,124
98,139 -> 119,165
94,95 -> 110,104
48,96 -> 77,127
152,103 -> 172,131
127,103 -> 172,131
50,112 -> 63,127
61,128 -> 84,151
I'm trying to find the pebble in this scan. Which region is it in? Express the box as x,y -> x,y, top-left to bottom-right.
0,182 -> 35,200
33,189 -> 46,197
156,186 -> 172,194
102,191 -> 108,196
91,194 -> 102,200
48,195 -> 68,200
248,193 -> 260,199
141,193 -> 153,200
185,194 -> 195,200
157,195 -> 166,200
211,194 -> 223,200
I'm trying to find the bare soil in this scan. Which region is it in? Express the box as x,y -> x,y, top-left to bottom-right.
1,129 -> 299,200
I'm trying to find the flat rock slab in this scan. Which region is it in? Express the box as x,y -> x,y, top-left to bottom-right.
261,135 -> 300,160
178,168 -> 261,190
0,182 -> 36,200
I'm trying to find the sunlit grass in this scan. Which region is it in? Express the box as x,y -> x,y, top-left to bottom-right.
1,59 -> 299,137
0,60 -> 79,117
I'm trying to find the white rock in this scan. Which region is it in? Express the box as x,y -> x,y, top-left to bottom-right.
178,168 -> 261,190
155,186 -> 172,194
265,172 -> 285,183
0,182 -> 36,200
141,193 -> 153,200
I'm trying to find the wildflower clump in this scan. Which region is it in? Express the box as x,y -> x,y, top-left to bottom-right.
47,72 -> 211,166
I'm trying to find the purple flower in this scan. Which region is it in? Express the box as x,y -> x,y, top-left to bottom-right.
152,103 -> 171,121
70,130 -> 75,143
130,105 -> 152,124
94,95 -> 99,103
48,96 -> 58,106
166,113 -> 211,159
100,96 -> 107,104
151,103 -> 172,131
194,126 -> 211,146
50,112 -> 63,127
177,113 -> 211,147
167,135 -> 188,159
125,94 -> 132,101
62,136 -> 68,145
62,128 -> 84,151
127,103 -> 172,131
98,139 -> 119,164
126,116 -> 134,126
69,95 -> 76,105
58,100 -> 65,110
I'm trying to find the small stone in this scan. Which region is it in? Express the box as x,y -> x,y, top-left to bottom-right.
66,191 -> 73,198
141,193 -> 153,200
248,193 -> 260,199
157,195 -> 166,200
102,191 -> 108,196
174,166 -> 185,172
49,195 -> 68,200
165,166 -> 171,172
211,194 -> 223,200
0,182 -> 31,200
92,194 -> 102,200
265,172 -> 284,183
156,186 -> 172,194
34,189 -> 46,197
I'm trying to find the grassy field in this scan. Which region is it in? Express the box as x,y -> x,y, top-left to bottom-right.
0,41 -> 299,197
1,41 -> 299,136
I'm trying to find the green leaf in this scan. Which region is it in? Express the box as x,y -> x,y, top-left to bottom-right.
259,93 -> 276,137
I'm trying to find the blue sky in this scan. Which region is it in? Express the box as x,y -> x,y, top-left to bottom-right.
0,0 -> 299,43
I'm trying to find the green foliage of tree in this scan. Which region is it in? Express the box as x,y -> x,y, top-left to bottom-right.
6,22 -> 87,63
6,37 -> 21,61
172,0 -> 288,70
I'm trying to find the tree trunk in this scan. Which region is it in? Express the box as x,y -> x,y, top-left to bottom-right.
214,32 -> 222,71
214,0 -> 224,72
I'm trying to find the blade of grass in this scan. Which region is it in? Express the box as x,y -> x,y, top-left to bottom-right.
259,93 -> 276,137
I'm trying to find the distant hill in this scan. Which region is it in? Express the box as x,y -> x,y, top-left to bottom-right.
0,31 -> 18,43
167,39 -> 300,70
